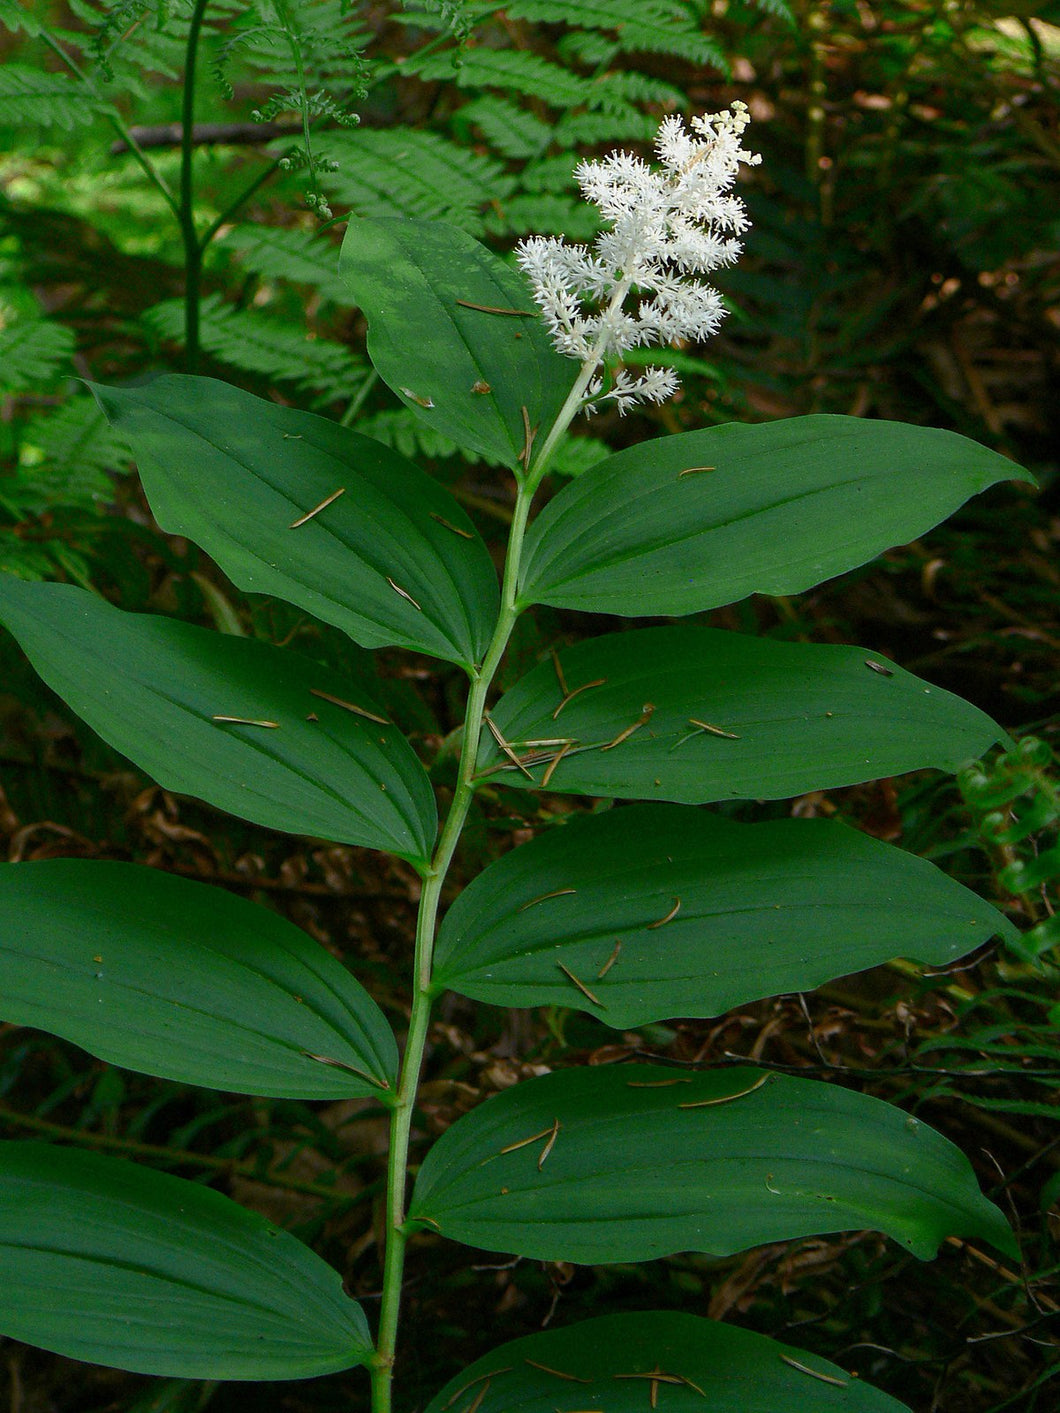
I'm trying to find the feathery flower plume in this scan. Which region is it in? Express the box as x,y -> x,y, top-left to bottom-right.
516,103 -> 761,415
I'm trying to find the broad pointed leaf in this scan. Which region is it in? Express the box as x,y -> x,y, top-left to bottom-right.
426,1312 -> 909,1412
409,1064 -> 1015,1262
0,1143 -> 371,1379
520,416 -> 1035,615
482,628 -> 1005,802
434,806 -> 1017,1026
0,576 -> 435,865
0,859 -> 397,1099
338,217 -> 573,468
91,376 -> 498,669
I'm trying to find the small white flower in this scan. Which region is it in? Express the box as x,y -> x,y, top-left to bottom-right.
516,103 -> 760,415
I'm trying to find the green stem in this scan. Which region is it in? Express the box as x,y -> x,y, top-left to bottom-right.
528,273 -> 634,489
370,477 -> 535,1413
370,316 -> 603,1409
274,0 -> 319,198
180,0 -> 212,373
198,156 -> 285,251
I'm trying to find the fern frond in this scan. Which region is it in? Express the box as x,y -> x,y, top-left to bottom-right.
223,225 -> 348,302
408,47 -> 593,108
506,0 -> 686,27
453,96 -> 552,161
520,154 -> 591,194
556,31 -> 619,68
19,396 -> 131,502
397,0 -> 477,40
0,64 -> 100,130
356,407 -> 609,478
591,69 -> 689,114
746,0 -> 796,23
217,0 -> 371,95
486,193 -> 598,240
142,292 -> 365,403
553,108 -> 657,147
356,408 -> 467,465
0,0 -> 46,36
506,0 -> 726,67
0,316 -> 76,391
67,0 -> 221,87
314,128 -> 512,233
550,432 -> 610,479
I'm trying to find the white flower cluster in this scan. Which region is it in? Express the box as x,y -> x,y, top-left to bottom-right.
516,103 -> 760,414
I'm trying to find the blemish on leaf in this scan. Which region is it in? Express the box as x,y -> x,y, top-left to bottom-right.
689,718 -> 740,739
601,703 -> 654,751
557,961 -> 604,1007
300,1052 -> 390,1089
211,715 -> 278,728
520,405 -> 537,470
537,1117 -> 560,1170
386,576 -> 423,611
519,888 -> 577,912
597,940 -> 622,978
309,688 -> 389,725
646,897 -> 681,930
552,678 -> 607,720
779,1355 -> 847,1387
470,379 -> 491,394
485,713 -> 535,779
500,1125 -> 555,1156
541,740 -> 574,786
430,511 -> 474,539
678,1074 -> 770,1109
524,1359 -> 590,1383
289,486 -> 345,528
677,465 -> 716,477
456,298 -> 536,317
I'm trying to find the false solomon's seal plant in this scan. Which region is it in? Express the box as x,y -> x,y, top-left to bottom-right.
0,106 -> 1035,1412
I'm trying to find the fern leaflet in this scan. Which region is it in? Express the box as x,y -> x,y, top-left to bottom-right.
453,97 -> 552,161
408,47 -> 593,108
142,292 -> 365,403
314,127 -> 512,234
19,396 -> 132,498
0,316 -> 76,391
0,64 -> 101,130
0,0 -> 46,36
506,0 -> 727,68
223,226 -> 348,302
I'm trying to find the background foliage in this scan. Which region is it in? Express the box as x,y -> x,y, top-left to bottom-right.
1,2 -> 1058,1410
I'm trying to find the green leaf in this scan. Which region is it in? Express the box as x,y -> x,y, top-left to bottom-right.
141,294 -> 364,404
434,806 -> 1017,1027
338,217 -> 574,469
0,1143 -> 371,1379
426,1311 -> 909,1412
0,576 -> 436,865
520,417 -> 1035,616
316,128 -> 512,236
91,376 -> 498,669
482,628 -> 1005,802
224,224 -> 351,302
0,316 -> 75,392
0,63 -> 100,129
408,1065 -> 1015,1262
0,859 -> 397,1099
